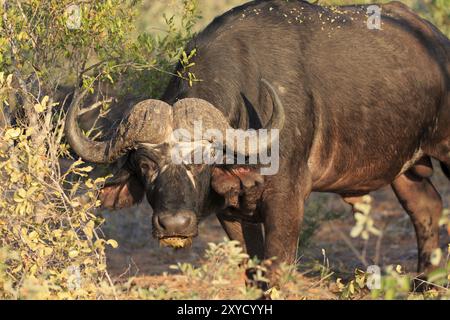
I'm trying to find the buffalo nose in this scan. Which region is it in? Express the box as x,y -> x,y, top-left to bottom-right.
155,212 -> 193,234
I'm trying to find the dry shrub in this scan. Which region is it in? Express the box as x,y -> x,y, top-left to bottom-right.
0,0 -> 201,300
0,85 -> 117,299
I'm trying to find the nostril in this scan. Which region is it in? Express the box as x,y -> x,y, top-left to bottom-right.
154,215 -> 163,230
156,213 -> 193,234
178,215 -> 191,229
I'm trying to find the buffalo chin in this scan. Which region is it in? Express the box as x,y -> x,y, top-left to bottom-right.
159,236 -> 193,249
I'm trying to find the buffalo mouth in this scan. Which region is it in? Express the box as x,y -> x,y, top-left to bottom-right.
159,236 -> 193,249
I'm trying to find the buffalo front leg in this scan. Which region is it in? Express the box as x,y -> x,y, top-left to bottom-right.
217,214 -> 266,290
262,187 -> 307,287
217,214 -> 265,260
391,171 -> 443,273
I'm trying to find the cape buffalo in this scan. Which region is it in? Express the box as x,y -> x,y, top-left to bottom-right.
66,0 -> 450,284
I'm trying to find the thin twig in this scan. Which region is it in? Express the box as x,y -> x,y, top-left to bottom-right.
328,222 -> 369,267
374,220 -> 390,266
78,98 -> 114,116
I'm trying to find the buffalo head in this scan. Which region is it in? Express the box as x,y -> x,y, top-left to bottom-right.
65,79 -> 285,248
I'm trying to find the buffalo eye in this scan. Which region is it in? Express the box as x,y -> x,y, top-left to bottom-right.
140,162 -> 150,172
138,160 -> 158,183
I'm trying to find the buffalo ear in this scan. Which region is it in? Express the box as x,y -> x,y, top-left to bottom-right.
99,170 -> 145,210
211,167 -> 264,212
211,167 -> 241,208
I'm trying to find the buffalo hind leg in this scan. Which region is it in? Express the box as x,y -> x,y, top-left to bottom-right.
391,171 -> 442,274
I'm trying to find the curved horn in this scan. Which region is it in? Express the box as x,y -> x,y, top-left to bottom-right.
260,78 -> 285,132
65,90 -> 173,164
65,89 -> 111,163
232,79 -> 286,157
171,79 -> 285,160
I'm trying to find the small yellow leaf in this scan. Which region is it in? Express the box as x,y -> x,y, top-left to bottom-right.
71,200 -> 80,208
349,281 -> 355,294
83,221 -> 95,239
362,195 -> 373,204
97,263 -> 106,271
94,239 -> 105,249
13,188 -> 27,203
41,96 -> 49,107
42,247 -> 53,257
336,278 -> 345,290
85,179 -> 94,188
78,166 -> 94,173
106,239 -> 118,248
354,203 -> 372,215
430,248 -> 442,266
265,287 -> 281,300
29,264 -> 38,275
28,231 -> 38,240
11,264 -> 23,273
34,103 -> 46,113
5,128 -> 21,140
68,250 -> 79,258
6,74 -> 13,87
